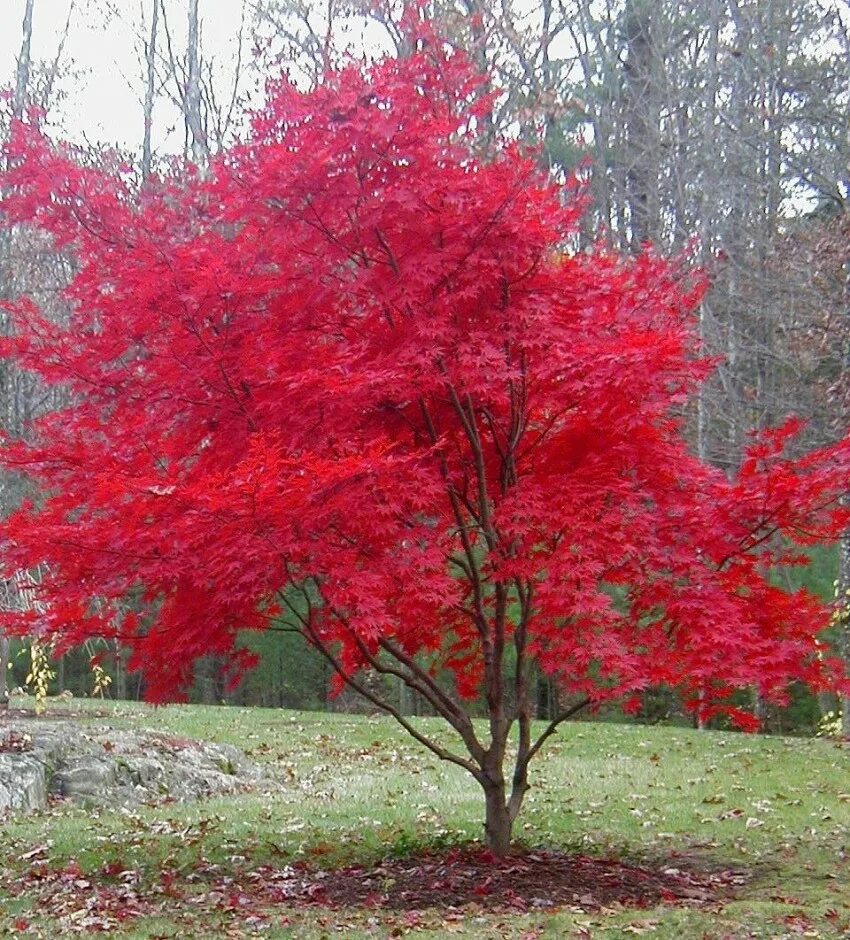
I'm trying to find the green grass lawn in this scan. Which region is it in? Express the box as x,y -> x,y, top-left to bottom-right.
1,696 -> 849,938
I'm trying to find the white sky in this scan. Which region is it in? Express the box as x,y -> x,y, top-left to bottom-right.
0,0 -> 254,155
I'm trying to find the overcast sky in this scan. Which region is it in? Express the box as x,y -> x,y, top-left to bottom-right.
1,0 -> 254,155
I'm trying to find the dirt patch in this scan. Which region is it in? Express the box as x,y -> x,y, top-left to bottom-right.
1,845 -> 748,934
250,846 -> 748,912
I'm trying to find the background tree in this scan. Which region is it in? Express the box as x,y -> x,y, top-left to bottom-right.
0,0 -> 78,707
141,0 -> 160,182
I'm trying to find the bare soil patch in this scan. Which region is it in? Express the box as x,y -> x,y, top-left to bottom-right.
252,846 -> 748,912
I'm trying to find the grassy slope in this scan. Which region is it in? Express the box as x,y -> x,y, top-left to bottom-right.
1,697 -> 849,938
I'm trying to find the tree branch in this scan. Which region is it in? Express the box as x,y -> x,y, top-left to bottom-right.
276,588 -> 485,781
380,637 -> 486,764
524,696 -> 590,767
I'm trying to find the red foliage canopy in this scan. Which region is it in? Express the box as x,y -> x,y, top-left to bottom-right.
0,43 -> 848,728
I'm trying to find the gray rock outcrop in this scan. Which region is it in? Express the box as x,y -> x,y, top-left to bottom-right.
0,718 -> 267,814
0,751 -> 47,812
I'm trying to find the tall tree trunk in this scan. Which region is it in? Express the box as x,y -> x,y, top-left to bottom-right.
0,0 -> 36,711
185,0 -> 208,165
840,530 -> 850,737
0,638 -> 8,708
113,639 -> 127,700
621,0 -> 658,251
839,40 -> 850,739
14,0 -> 35,116
141,0 -> 159,181
841,235 -> 850,736
696,0 -> 721,466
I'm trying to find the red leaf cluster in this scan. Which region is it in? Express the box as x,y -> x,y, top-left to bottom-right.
1,41 -> 848,719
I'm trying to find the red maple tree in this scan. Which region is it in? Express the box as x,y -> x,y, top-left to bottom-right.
1,40 -> 848,851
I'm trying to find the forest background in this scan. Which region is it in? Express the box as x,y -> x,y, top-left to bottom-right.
0,0 -> 848,732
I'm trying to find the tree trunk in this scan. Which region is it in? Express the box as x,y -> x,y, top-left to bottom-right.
836,93 -> 850,735
0,636 -> 9,707
621,0 -> 658,251
113,639 -> 127,700
185,0 -> 208,165
14,0 -> 35,116
482,776 -> 513,855
141,0 -> 159,181
0,0 -> 36,709
754,691 -> 768,730
839,528 -> 850,737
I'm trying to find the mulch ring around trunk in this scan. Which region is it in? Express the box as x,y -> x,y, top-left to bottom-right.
248,846 -> 749,913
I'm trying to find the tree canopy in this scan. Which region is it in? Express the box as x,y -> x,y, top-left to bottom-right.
1,34 -> 849,850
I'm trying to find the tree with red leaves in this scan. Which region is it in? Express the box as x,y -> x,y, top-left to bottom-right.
0,39 -> 849,852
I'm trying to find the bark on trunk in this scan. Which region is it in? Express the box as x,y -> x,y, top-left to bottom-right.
836,141 -> 850,733
141,0 -> 159,181
14,0 -> 35,116
621,0 -> 658,252
483,778 -> 513,855
839,528 -> 850,737
0,635 -> 9,708
114,639 -> 127,700
185,0 -> 208,165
